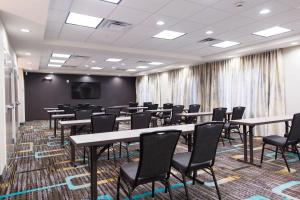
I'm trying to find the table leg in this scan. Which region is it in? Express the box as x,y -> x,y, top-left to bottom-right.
285,121 -> 289,134
49,113 -> 52,129
249,126 -> 254,164
90,146 -> 98,200
243,125 -> 248,162
61,125 -> 64,146
54,118 -> 57,137
70,126 -> 76,166
187,134 -> 192,152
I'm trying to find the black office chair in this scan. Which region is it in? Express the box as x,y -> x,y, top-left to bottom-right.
223,106 -> 245,144
184,104 -> 201,124
158,103 -> 173,122
120,112 -> 152,161
128,102 -> 139,114
105,107 -> 121,117
57,104 -> 64,110
148,104 -> 159,116
83,114 -> 117,164
212,107 -> 227,146
260,113 -> 300,172
164,105 -> 184,125
143,102 -> 152,111
91,105 -> 103,113
63,106 -> 74,114
171,122 -> 224,200
117,130 -> 181,200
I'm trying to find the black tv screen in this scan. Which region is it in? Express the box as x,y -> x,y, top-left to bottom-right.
71,82 -> 100,99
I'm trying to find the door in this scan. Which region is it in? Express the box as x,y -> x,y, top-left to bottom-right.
4,50 -> 15,159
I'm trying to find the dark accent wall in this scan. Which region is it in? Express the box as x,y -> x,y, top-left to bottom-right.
24,72 -> 136,121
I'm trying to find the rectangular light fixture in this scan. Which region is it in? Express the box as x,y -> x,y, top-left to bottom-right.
153,30 -> 186,40
253,26 -> 291,37
137,66 -> 148,69
52,53 -> 71,59
106,58 -> 122,62
149,62 -> 163,66
66,12 -> 103,28
48,64 -> 62,67
212,41 -> 240,48
50,59 -> 66,64
101,0 -> 121,4
91,67 -> 103,70
126,69 -> 136,72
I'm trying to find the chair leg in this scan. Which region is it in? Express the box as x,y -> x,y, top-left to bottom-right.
210,167 -> 221,200
220,136 -> 225,146
280,147 -> 291,172
192,170 -> 197,185
117,175 -> 121,200
83,147 -> 86,164
238,131 -> 243,143
152,181 -> 155,198
181,172 -> 190,200
275,146 -> 278,160
166,179 -> 174,200
112,145 -> 117,167
260,143 -> 265,164
126,145 -> 130,162
294,145 -> 300,161
107,147 -> 110,160
119,142 -> 122,158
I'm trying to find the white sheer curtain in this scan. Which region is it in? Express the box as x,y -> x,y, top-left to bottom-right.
136,50 -> 286,136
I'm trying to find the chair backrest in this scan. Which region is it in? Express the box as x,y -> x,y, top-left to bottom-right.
287,113 -> 300,142
148,104 -> 158,110
189,122 -> 224,168
57,104 -> 64,110
131,112 -> 151,130
163,103 -> 173,109
231,106 -> 245,120
129,102 -> 139,107
105,107 -> 121,117
63,106 -> 74,114
75,110 -> 93,120
136,130 -> 181,184
212,107 -> 227,121
92,105 -> 102,113
143,102 -> 152,107
170,105 -> 184,124
91,114 -> 116,133
188,104 -> 200,113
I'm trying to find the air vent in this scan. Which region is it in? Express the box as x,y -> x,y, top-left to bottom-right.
137,60 -> 150,64
71,55 -> 90,59
198,38 -> 220,43
62,65 -> 77,68
98,19 -> 132,31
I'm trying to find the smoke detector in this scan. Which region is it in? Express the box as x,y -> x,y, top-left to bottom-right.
234,1 -> 244,7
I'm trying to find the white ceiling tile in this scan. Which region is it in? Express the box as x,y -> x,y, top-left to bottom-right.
46,21 -> 63,33
170,20 -> 205,33
186,0 -> 222,6
241,1 -> 293,20
108,6 -> 152,24
133,38 -> 171,50
262,8 -> 300,25
277,0 -> 300,7
157,0 -> 205,19
71,0 -> 116,18
59,24 -> 95,42
189,7 -> 232,25
210,15 -> 256,33
212,0 -> 269,14
141,14 -> 180,29
47,9 -> 69,23
49,0 -> 73,11
119,0 -> 171,13
86,29 -> 123,44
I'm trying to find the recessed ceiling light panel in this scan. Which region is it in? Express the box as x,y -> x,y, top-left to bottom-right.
212,41 -> 240,48
149,62 -> 163,66
106,58 -> 122,62
66,12 -> 103,28
52,53 -> 71,58
156,20 -> 165,26
253,26 -> 291,37
91,67 -> 103,70
20,28 -> 30,33
126,69 -> 136,72
153,30 -> 186,40
50,59 -> 66,64
48,64 -> 62,67
206,30 -> 213,35
259,9 -> 271,15
101,0 -> 121,4
137,66 -> 148,69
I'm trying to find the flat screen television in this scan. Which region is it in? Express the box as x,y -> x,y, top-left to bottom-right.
71,82 -> 100,99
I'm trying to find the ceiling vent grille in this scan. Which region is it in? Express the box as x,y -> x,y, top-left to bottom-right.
99,19 -> 132,31
70,55 -> 90,59
198,38 -> 220,43
62,65 -> 78,68
137,60 -> 150,64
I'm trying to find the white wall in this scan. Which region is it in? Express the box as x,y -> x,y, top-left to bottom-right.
282,46 -> 300,114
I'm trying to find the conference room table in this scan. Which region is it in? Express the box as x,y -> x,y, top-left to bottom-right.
146,109 -> 172,113
69,123 -> 195,200
52,112 -> 104,137
230,115 -> 293,166
43,107 -> 58,110
47,110 -> 64,128
178,111 -> 232,122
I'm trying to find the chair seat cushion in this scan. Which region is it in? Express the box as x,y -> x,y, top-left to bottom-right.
263,135 -> 287,146
223,123 -> 239,130
172,152 -> 211,172
120,162 -> 138,185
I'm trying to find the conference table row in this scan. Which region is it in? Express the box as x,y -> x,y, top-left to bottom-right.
66,114 -> 292,200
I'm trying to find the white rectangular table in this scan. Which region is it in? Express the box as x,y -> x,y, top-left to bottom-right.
52,112 -> 104,137
44,107 -> 58,110
230,115 -> 293,166
69,124 -> 195,200
146,109 -> 172,113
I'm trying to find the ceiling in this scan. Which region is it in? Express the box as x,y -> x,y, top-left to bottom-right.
1,0 -> 300,76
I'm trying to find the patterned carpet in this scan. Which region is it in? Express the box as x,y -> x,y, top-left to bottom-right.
0,120 -> 300,200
